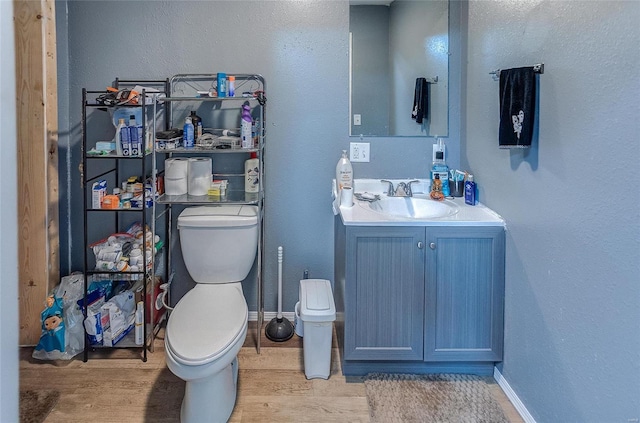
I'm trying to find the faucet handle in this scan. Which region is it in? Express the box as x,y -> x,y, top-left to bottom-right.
380,179 -> 395,196
406,180 -> 420,197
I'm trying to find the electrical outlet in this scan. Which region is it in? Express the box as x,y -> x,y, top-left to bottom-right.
350,142 -> 370,162
353,114 -> 361,126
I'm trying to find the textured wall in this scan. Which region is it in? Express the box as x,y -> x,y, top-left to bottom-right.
58,1 -> 459,313
462,1 -> 640,421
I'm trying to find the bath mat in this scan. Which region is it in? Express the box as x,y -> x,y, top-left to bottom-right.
364,373 -> 509,423
20,390 -> 60,423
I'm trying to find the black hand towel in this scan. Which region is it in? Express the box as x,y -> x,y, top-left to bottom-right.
411,77 -> 429,124
499,67 -> 536,148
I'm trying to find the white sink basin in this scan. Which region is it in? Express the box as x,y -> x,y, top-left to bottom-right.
361,196 -> 459,219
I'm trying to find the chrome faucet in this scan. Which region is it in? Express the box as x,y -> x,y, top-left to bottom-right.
380,179 -> 420,197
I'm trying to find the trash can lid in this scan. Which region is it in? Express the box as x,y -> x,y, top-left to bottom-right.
300,279 -> 336,322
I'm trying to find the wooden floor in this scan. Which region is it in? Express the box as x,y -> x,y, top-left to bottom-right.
20,322 -> 524,422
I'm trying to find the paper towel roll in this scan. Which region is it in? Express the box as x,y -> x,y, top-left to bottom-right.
164,158 -> 189,195
188,157 -> 212,196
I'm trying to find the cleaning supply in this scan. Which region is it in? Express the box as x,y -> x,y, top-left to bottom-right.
241,104 -> 253,148
335,150 -> 353,192
244,152 -> 259,193
129,115 -> 142,156
465,174 -> 477,205
431,138 -> 450,197
217,72 -> 227,98
134,301 -> 143,345
189,111 -> 203,142
116,118 -> 130,156
183,116 -> 194,148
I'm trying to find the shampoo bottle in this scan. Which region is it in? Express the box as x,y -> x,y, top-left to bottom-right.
183,116 -> 194,148
115,118 -> 127,156
244,152 -> 259,193
241,104 -> 253,149
464,174 -> 477,205
336,150 -> 353,192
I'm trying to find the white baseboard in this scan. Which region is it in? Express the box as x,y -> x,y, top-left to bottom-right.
494,367 -> 536,423
249,311 -> 295,321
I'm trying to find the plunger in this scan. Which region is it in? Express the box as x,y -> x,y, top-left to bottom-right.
265,246 -> 294,342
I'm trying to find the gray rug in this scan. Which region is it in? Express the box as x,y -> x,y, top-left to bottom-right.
20,390 -> 60,423
364,373 -> 509,423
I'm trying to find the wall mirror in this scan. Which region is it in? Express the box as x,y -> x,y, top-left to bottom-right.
349,0 -> 449,137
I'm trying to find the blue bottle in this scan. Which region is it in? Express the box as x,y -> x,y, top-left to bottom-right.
464,175 -> 477,205
183,117 -> 194,148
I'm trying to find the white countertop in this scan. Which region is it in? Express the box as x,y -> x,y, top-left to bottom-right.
335,179 -> 505,227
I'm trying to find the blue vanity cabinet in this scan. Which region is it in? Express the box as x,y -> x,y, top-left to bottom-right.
334,217 -> 505,376
343,226 -> 426,361
424,226 -> 505,362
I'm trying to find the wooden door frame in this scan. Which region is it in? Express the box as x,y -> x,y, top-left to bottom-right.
14,0 -> 59,345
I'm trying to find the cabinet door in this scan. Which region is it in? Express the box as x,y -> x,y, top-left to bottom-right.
425,226 -> 505,361
345,226 -> 425,361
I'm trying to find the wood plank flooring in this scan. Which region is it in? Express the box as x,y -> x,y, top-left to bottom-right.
19,322 -> 523,422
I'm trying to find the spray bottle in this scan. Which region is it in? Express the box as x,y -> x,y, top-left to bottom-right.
183,116 -> 194,148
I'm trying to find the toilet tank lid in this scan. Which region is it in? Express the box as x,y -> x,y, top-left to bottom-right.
178,205 -> 258,228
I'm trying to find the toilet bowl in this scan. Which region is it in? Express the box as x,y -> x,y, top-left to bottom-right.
165,205 -> 258,423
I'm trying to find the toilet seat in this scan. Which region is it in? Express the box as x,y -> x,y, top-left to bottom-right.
166,283 -> 247,366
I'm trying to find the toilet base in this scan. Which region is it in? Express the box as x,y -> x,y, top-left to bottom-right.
180,357 -> 239,423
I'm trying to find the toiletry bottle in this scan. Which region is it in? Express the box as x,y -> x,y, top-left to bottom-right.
464,174 -> 477,205
241,104 -> 253,149
189,111 -> 203,142
134,301 -> 144,345
336,150 -> 353,192
183,116 -> 194,148
115,118 -> 127,156
217,73 -> 227,98
129,115 -> 142,156
244,152 -> 259,193
431,138 -> 450,197
228,76 -> 235,97
430,174 -> 444,201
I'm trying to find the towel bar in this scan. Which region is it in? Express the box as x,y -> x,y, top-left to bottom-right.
490,63 -> 544,81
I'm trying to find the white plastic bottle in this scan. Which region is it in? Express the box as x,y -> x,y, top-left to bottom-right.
245,152 -> 259,193
335,150 -> 353,192
183,116 -> 194,148
115,118 -> 127,156
241,104 -> 252,149
134,301 -> 144,345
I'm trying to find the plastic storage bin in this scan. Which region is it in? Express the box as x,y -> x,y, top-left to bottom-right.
300,279 -> 336,379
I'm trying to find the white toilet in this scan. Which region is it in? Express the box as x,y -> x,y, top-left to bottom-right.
165,205 -> 259,423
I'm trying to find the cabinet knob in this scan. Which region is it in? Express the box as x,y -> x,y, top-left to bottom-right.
417,241 -> 424,249
429,242 -> 436,250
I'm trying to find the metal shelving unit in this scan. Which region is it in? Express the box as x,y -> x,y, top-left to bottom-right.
80,79 -> 169,361
158,73 -> 266,353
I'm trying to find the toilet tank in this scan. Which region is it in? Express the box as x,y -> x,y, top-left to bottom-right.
178,206 -> 259,283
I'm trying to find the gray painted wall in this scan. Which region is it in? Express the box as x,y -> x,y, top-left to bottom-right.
1,0 -> 19,419
57,1 -> 458,314
462,1 -> 640,421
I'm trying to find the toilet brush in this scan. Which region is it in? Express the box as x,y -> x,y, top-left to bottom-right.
265,246 -> 294,342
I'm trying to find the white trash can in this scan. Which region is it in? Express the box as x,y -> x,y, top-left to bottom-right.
300,279 -> 336,380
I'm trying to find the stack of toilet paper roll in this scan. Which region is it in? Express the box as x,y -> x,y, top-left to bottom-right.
164,158 -> 189,195
164,157 -> 212,196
